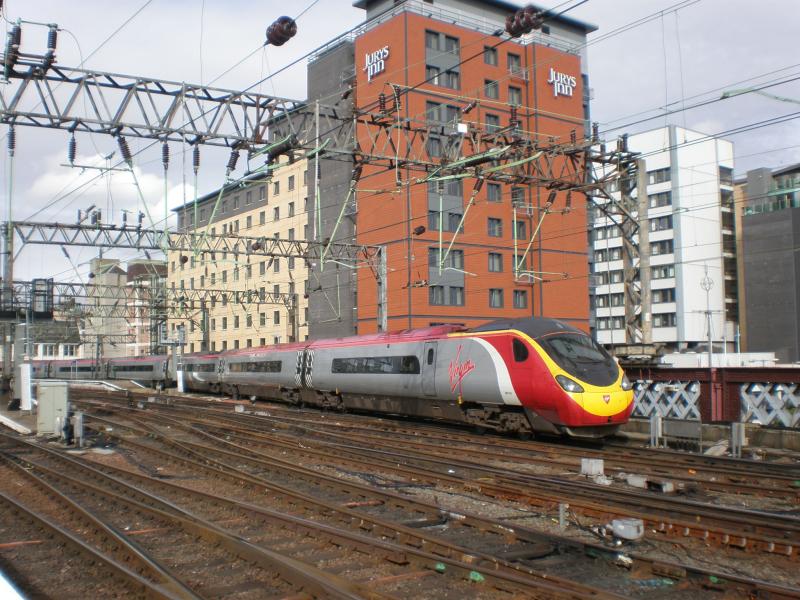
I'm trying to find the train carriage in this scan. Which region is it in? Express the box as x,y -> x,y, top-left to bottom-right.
46,359 -> 104,380
180,354 -> 221,394
218,346 -> 300,401
107,356 -> 171,389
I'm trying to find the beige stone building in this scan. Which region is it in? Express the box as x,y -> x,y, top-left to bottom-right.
168,158 -> 310,354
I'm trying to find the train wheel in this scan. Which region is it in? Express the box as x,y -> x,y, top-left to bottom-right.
231,386 -> 240,400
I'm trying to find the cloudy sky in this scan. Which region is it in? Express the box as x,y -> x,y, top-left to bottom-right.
1,0 -> 798,281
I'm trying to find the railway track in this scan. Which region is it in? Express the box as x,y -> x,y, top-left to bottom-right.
1,432 -> 582,600
147,390 -> 800,500
62,390 -> 800,595
79,392 -> 800,560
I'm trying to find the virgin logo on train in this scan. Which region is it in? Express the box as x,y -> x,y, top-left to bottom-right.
364,46 -> 389,82
546,67 -> 577,98
449,344 -> 476,393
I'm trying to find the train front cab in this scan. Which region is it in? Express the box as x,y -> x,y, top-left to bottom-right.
528,330 -> 634,438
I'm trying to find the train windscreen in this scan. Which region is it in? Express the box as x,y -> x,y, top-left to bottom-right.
537,333 -> 618,386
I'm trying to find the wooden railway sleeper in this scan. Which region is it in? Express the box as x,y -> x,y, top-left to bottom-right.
2,437 -> 615,600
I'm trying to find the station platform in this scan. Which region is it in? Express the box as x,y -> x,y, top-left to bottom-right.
0,409 -> 35,435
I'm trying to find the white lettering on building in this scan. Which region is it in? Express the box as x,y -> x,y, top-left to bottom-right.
364,46 -> 390,82
546,67 -> 577,98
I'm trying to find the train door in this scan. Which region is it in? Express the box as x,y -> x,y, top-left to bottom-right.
422,342 -> 437,396
297,349 -> 312,389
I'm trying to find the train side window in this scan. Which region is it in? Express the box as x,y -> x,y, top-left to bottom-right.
513,339 -> 529,362
427,349 -> 434,365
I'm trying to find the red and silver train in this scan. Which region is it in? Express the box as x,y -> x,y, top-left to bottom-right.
32,317 -> 633,438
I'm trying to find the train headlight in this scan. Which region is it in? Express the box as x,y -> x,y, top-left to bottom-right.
621,374 -> 633,391
556,374 -> 584,393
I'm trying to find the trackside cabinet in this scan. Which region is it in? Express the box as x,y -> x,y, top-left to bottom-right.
36,382 -> 69,436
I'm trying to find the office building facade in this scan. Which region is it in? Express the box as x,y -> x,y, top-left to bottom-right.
591,125 -> 736,353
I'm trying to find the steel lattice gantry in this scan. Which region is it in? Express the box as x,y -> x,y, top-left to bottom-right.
0,60 -> 355,153
10,221 -> 379,264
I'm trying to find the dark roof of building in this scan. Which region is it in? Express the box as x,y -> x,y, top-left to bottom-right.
353,0 -> 597,33
172,171 -> 270,213
772,162 -> 800,177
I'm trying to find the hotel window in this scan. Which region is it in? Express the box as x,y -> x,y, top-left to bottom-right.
425,30 -> 439,50
426,135 -> 442,158
234,315 -> 240,329
222,317 -> 228,330
514,219 -> 527,239
444,35 -> 459,55
273,258 -> 280,273
260,313 -> 266,326
429,247 -> 464,271
488,252 -> 503,272
273,207 -> 280,221
428,210 -> 463,233
508,53 -> 522,75
259,186 -> 266,201
274,311 -> 281,324
246,190 -> 252,205
511,186 -> 526,207
488,217 -> 503,237
260,338 -> 266,346
303,170 -> 308,185
440,70 -> 460,89
489,289 -> 504,308
288,228 -> 295,240
484,79 -> 499,99
246,215 -> 252,229
484,46 -> 498,66
487,183 -> 501,202
221,200 -> 228,213
233,195 -> 240,209
260,261 -> 266,276
288,175 -> 295,191
513,290 -> 528,309
289,202 -> 295,217
273,181 -> 280,195
485,113 -> 500,133
508,86 -> 522,106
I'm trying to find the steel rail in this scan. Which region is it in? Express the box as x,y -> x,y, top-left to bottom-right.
0,491 -> 185,599
0,431 -> 617,600
101,398 -> 799,559
0,435 -> 372,600
74,407 -> 800,598
135,397 -> 798,500
0,453 -> 201,599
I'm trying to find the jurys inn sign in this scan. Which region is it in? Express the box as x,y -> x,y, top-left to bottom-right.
546,67 -> 577,98
364,46 -> 390,82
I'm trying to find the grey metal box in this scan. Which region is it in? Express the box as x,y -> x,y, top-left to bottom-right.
36,382 -> 69,436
